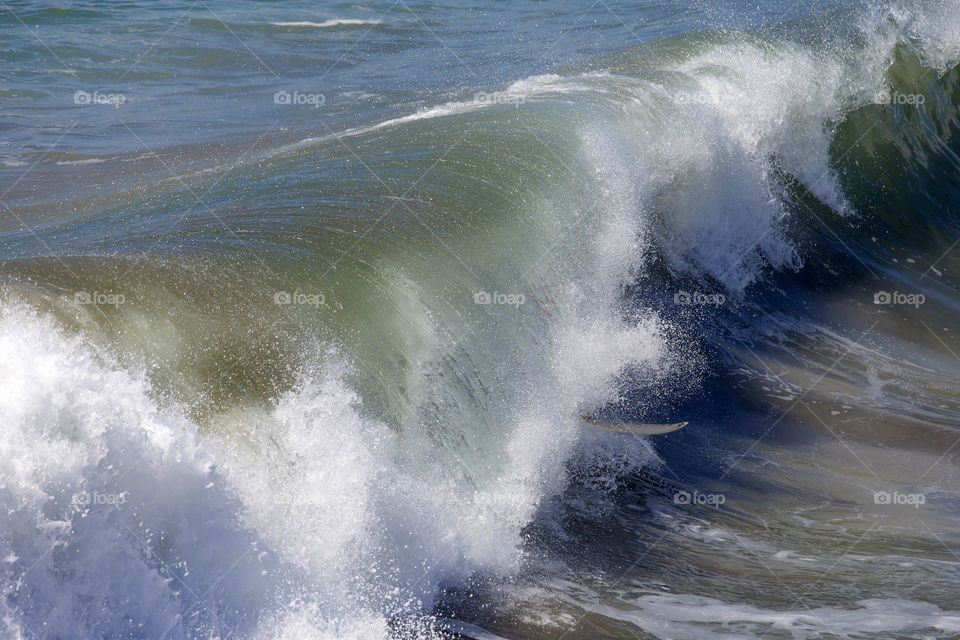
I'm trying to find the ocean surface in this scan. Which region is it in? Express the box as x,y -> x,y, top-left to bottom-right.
2,1 -> 960,638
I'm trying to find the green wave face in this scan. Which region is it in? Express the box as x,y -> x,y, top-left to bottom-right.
2,3 -> 960,636
5,11 -> 960,466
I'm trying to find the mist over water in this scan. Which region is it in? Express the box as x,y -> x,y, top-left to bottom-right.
2,0 -> 960,638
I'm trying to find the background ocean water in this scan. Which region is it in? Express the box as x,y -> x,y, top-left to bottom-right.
2,1 -> 960,639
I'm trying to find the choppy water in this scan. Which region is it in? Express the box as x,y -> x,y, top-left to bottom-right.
2,1 -> 960,639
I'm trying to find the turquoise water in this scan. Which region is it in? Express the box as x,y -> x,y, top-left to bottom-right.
2,1 -> 960,639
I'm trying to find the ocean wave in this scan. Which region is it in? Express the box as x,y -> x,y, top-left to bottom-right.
3,1 -> 960,638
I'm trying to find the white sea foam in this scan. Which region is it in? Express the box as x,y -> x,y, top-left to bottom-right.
588,593 -> 960,639
0,293 -> 665,639
270,20 -> 382,28
55,158 -> 109,166
0,304 -> 281,639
